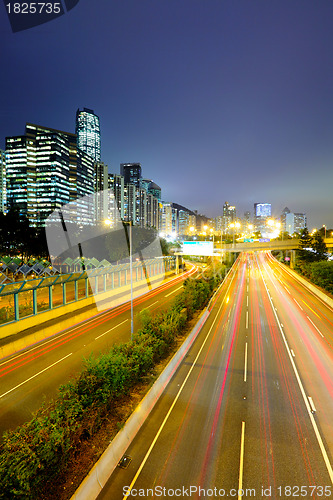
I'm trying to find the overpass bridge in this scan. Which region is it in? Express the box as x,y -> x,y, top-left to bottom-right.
175,237 -> 333,270
177,238 -> 333,256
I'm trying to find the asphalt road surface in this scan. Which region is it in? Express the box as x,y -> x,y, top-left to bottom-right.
0,264 -> 198,436
97,252 -> 333,500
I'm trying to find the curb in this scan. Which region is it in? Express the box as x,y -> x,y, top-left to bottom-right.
70,307 -> 210,500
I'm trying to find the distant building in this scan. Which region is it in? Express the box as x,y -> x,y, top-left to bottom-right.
254,203 -> 271,218
0,149 -> 6,214
108,173 -> 124,221
120,163 -> 142,188
222,201 -> 236,230
280,207 -> 291,232
140,178 -> 162,201
243,211 -> 251,223
94,161 -> 109,222
75,108 -> 101,162
6,123 -> 95,226
254,202 -> 271,234
284,211 -> 307,235
123,183 -> 136,223
161,202 -> 177,235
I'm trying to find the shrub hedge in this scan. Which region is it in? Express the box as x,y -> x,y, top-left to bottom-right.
0,265 -> 226,499
294,259 -> 333,295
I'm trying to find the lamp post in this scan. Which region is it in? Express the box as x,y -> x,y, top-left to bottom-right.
323,225 -> 327,239
122,220 -> 134,340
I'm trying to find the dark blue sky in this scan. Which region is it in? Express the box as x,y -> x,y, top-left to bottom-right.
1,0 -> 333,228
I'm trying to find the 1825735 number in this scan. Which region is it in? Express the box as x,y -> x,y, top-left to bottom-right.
6,3 -> 62,14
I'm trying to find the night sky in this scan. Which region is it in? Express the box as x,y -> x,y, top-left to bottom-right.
1,0 -> 333,229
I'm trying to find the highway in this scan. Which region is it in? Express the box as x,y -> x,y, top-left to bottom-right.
0,264 -> 198,437
98,252 -> 333,499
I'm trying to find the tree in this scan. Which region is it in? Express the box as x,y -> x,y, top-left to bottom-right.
312,231 -> 328,261
297,227 -> 314,262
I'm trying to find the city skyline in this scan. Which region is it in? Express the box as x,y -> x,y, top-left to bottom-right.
1,0 -> 332,228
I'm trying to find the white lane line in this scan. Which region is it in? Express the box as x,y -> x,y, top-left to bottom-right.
165,286 -> 183,297
284,286 -> 291,295
247,285 -> 249,293
244,343 -> 248,382
246,295 -> 249,307
308,396 -> 317,413
307,316 -> 324,338
258,265 -> 333,484
123,277 -> 233,499
294,298 -> 303,311
0,353 -> 73,400
246,310 -> 249,329
291,349 -> 295,357
95,319 -> 129,340
238,421 -> 246,500
144,300 -> 159,309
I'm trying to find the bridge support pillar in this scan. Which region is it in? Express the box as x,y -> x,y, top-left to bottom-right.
176,255 -> 180,274
290,250 -> 296,269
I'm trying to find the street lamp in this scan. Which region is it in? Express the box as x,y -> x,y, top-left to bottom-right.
323,225 -> 327,239
122,220 -> 134,340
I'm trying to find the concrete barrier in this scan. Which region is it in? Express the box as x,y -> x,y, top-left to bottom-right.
276,260 -> 333,309
70,307 -> 210,500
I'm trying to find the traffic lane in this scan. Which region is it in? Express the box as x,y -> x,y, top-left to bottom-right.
260,253 -> 333,458
241,254 -> 332,493
0,267 -> 197,435
97,258 -> 245,498
265,252 -> 333,344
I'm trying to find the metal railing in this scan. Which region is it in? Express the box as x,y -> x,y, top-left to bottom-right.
0,257 -> 175,327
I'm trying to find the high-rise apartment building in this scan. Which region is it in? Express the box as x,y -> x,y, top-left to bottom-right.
76,108 -> 101,162
161,202 -> 177,235
108,173 -> 124,221
222,201 -> 236,231
6,123 -> 95,226
136,188 -> 147,227
0,150 -> 6,214
140,178 -> 162,201
120,163 -> 142,188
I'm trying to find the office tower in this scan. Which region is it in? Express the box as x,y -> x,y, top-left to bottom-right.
244,211 -> 251,223
6,123 -> 95,226
120,163 -> 142,188
285,212 -> 307,235
76,108 -> 101,162
0,150 -> 6,214
281,207 -> 291,232
254,202 -> 272,235
254,203 -> 271,218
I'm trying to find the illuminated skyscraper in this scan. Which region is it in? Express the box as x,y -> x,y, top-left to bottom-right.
75,108 -> 101,162
6,123 -> 95,226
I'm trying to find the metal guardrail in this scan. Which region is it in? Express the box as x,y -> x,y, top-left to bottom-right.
0,257 -> 175,327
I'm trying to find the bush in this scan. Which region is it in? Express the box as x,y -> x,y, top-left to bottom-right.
0,263 -> 226,498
